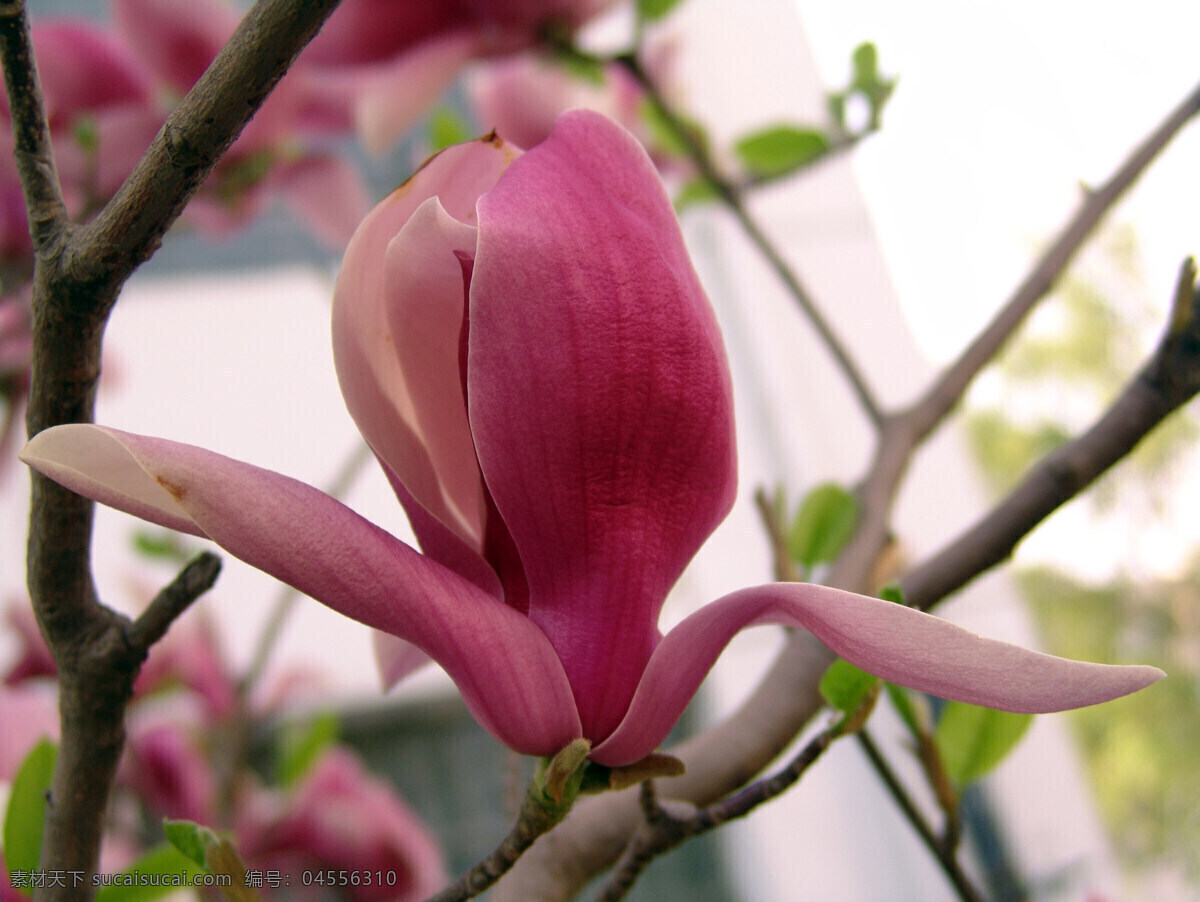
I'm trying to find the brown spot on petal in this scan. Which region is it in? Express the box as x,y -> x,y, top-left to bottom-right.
155,474 -> 186,502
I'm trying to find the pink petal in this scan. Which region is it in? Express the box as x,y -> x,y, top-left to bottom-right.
25,22 -> 153,123
353,31 -> 480,153
273,155 -> 372,248
373,632 -> 433,690
333,135 -> 518,552
302,0 -> 464,66
20,425 -> 581,756
469,110 -> 737,741
591,583 -> 1166,766
112,0 -> 236,96
0,685 -> 59,780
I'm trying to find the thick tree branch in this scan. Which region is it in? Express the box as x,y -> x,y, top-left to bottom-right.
2,1 -> 345,896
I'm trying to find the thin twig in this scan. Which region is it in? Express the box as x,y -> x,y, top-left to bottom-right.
753,486 -> 801,582
427,780 -> 577,902
856,731 -> 987,902
0,0 -> 67,248
592,722 -> 840,902
126,552 -> 222,651
907,78 -> 1200,445
615,51 -> 884,428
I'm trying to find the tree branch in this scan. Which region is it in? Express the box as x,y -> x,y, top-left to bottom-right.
902,258 -> 1200,609
2,1 -> 346,896
0,0 -> 66,248
828,77 -> 1200,596
855,731 -> 986,902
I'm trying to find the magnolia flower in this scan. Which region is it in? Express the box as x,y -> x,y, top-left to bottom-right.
20,111 -> 1163,767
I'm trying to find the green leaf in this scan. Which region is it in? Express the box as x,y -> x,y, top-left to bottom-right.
276,711 -> 339,788
733,125 -> 829,178
93,844 -> 204,902
163,819 -> 220,870
788,483 -> 859,570
878,583 -> 907,606
131,529 -> 192,563
636,0 -> 686,22
820,659 -> 879,713
427,107 -> 473,151
674,177 -> 719,212
936,702 -> 1033,785
4,739 -> 56,873
852,42 -> 879,85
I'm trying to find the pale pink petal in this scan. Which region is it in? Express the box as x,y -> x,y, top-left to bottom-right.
20,425 -> 581,756
0,684 -> 59,780
333,136 -> 518,550
373,632 -> 433,690
469,110 -> 736,741
591,583 -> 1166,766
273,155 -> 372,248
354,31 -> 480,153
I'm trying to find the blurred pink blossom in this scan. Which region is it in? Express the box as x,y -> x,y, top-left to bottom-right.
237,747 -> 446,901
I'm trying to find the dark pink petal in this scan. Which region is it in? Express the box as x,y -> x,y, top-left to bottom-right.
333,135 -> 518,553
302,0 -> 468,66
591,583 -> 1166,766
20,426 -> 581,756
469,110 -> 737,741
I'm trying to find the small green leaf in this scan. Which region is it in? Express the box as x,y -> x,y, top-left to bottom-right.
936,702 -> 1033,785
788,483 -> 859,570
636,0 -> 686,22
93,844 -> 204,902
132,529 -> 192,563
163,819 -> 220,870
551,50 -> 607,85
276,711 -> 340,788
820,659 -> 879,713
4,738 -> 57,873
852,42 -> 879,84
674,177 -> 719,212
428,107 -> 472,151
733,125 -> 829,178
878,583 -> 907,606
